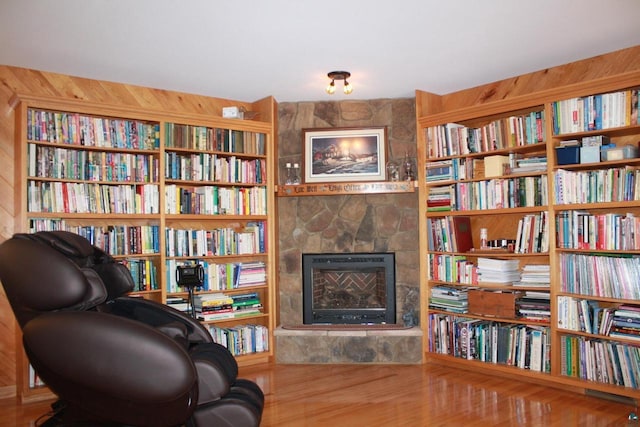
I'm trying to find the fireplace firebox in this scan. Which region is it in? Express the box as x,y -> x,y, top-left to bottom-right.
302,252 -> 396,324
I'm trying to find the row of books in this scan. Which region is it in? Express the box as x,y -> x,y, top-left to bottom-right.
558,298 -> 640,342
28,144 -> 159,183
164,184 -> 267,216
554,167 -> 640,205
164,123 -> 266,155
557,296 -> 613,335
428,313 -> 550,372
426,216 -> 473,253
164,152 -> 265,184
27,108 -> 160,149
560,334 -> 639,388
194,292 -> 263,321
559,253 -> 640,300
28,177 -> 268,217
552,88 -> 640,135
426,153 -> 547,183
209,324 -> 269,356
428,255 -> 476,285
428,176 -> 548,211
164,222 -> 266,257
429,256 -> 551,290
514,212 -> 550,254
27,181 -> 159,214
75,224 -> 160,256
557,210 -> 640,251
426,110 -> 546,158
123,258 -> 159,291
165,260 -> 266,293
24,222 -> 160,256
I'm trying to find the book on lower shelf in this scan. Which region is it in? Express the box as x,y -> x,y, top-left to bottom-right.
29,364 -> 46,388
428,313 -> 550,372
560,334 -> 639,388
208,324 -> 269,356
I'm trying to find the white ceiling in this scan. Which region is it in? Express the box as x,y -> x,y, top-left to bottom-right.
1,0 -> 640,103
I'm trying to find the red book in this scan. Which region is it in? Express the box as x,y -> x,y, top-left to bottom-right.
452,216 -> 473,253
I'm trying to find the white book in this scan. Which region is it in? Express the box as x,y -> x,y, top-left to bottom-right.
529,329 -> 543,372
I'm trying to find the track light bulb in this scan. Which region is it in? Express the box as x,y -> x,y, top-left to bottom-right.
326,80 -> 336,95
343,80 -> 353,95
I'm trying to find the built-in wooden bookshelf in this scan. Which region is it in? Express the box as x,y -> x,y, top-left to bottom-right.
417,71 -> 640,400
11,94 -> 277,402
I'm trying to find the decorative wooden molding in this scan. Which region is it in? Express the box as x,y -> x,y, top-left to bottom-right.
276,180 -> 416,196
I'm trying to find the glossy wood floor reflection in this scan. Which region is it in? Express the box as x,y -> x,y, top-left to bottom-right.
2,362 -> 638,427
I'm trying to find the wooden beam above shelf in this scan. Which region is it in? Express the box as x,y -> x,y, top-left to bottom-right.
276,181 -> 416,197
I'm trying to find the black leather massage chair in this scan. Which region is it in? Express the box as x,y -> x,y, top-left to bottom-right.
0,230 -> 264,426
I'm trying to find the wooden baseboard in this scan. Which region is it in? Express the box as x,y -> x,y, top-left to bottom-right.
0,385 -> 16,400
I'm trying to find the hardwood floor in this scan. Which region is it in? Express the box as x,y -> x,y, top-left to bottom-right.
1,362 -> 637,426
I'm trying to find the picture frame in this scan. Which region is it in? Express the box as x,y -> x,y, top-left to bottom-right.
302,126 -> 387,183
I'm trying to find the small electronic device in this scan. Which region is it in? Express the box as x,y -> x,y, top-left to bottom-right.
176,264 -> 204,288
176,263 -> 205,319
222,106 -> 244,119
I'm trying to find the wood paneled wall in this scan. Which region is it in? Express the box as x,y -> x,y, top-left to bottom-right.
0,66 -> 271,397
416,46 -> 640,114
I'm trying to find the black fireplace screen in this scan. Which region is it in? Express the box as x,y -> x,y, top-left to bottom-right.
302,253 -> 396,324
312,269 -> 386,309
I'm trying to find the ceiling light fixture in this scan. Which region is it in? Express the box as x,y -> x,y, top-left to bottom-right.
326,71 -> 353,95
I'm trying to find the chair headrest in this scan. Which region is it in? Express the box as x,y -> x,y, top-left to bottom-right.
16,231 -> 135,300
0,231 -> 134,328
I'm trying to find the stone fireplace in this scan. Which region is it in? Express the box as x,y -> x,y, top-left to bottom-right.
275,98 -> 422,363
302,252 -> 396,324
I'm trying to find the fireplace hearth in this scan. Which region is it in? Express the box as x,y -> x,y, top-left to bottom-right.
302,252 -> 396,324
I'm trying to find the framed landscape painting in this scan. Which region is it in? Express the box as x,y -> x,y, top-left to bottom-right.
302,127 -> 387,183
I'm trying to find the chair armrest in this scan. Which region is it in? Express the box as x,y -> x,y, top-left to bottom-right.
101,297 -> 213,346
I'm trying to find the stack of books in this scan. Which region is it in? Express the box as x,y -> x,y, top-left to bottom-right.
516,291 -> 551,322
509,155 -> 547,174
427,185 -> 455,212
477,257 -> 520,284
609,304 -> 640,341
236,261 -> 267,287
426,160 -> 453,182
231,292 -> 263,317
166,296 -> 190,313
195,293 -> 235,321
513,264 -> 550,288
429,285 -> 469,314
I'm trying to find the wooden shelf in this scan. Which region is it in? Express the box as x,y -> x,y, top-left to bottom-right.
276,180 -> 416,197
11,94 -> 278,401
417,75 -> 640,399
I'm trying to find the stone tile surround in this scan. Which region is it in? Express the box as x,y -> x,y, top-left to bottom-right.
274,326 -> 423,364
276,99 -> 422,363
